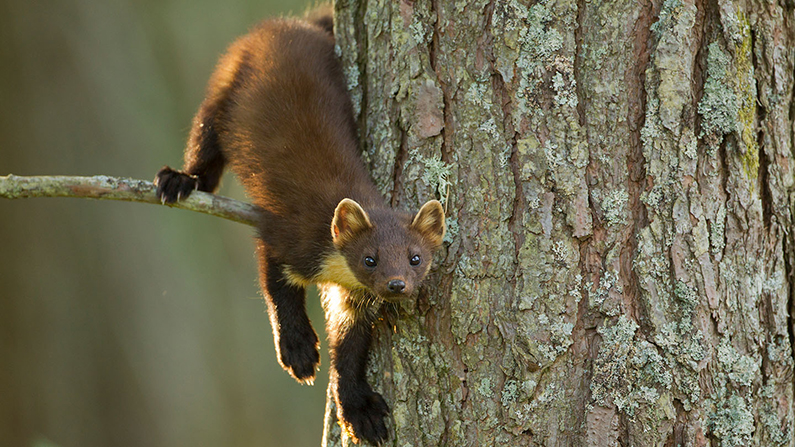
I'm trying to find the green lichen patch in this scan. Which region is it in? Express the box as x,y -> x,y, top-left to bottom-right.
535,316 -> 574,363
709,394 -> 755,447
590,316 -> 673,418
710,203 -> 727,256
766,337 -> 794,365
415,153 -> 454,205
654,321 -> 706,373
704,333 -> 765,446
673,280 -> 698,313
600,188 -> 629,227
759,384 -> 793,446
697,15 -> 760,180
551,67 -> 578,109
490,0 -> 566,115
442,216 -> 459,244
716,337 -> 758,387
649,0 -> 685,37
639,277 -> 706,409
698,42 -> 739,141
681,128 -> 699,160
733,13 -> 759,179
587,269 -> 622,315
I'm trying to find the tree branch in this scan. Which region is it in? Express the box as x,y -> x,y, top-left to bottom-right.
0,174 -> 261,227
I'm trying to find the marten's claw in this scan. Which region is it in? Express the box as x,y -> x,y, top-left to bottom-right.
155,166 -> 198,203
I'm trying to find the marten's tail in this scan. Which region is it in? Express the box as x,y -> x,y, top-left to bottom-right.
304,3 -> 333,36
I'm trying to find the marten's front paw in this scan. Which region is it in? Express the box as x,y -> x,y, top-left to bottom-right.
154,166 -> 198,203
337,388 -> 389,445
277,330 -> 320,385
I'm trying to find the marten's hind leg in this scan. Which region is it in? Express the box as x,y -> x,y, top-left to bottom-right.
155,100 -> 226,203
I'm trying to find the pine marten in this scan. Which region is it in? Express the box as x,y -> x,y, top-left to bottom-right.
154,6 -> 445,445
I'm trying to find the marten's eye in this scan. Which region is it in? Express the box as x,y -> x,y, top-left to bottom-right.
410,255 -> 421,266
364,256 -> 377,268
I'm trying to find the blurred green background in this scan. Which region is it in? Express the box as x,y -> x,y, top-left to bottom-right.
0,0 -> 332,446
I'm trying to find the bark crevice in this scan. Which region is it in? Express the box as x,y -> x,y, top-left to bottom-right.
757,126 -> 773,230
786,232 -> 795,391
354,0 -> 369,156
717,135 -> 731,258
573,0 -> 587,129
750,28 -> 773,231
623,0 -> 653,323
691,0 -> 708,118
390,121 -> 409,207
571,0 -> 601,439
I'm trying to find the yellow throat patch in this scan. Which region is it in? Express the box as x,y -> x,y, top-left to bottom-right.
282,251 -> 364,291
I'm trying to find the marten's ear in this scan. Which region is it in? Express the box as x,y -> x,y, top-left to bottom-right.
332,198 -> 373,246
411,200 -> 446,248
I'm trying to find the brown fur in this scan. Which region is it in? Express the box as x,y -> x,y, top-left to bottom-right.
154,9 -> 445,445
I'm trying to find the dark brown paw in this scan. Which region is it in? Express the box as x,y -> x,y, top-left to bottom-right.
278,331 -> 320,385
338,390 -> 389,445
154,166 -> 198,203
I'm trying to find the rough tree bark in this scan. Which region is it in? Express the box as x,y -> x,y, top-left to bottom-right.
323,0 -> 795,446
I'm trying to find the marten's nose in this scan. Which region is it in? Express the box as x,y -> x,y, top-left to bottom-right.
387,279 -> 406,293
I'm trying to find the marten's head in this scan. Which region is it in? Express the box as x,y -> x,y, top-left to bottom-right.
331,199 -> 445,301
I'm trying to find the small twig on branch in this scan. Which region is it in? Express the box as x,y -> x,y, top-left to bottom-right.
0,174 -> 261,227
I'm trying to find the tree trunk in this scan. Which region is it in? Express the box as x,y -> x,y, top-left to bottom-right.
324,0 -> 795,445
